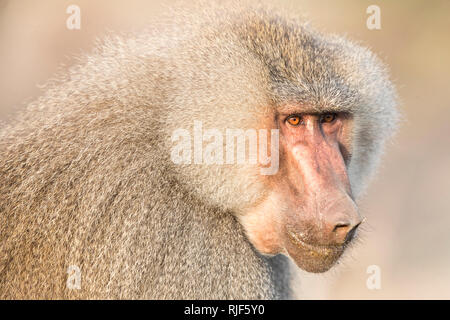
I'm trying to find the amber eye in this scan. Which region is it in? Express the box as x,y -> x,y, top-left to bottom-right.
287,115 -> 301,126
321,113 -> 336,123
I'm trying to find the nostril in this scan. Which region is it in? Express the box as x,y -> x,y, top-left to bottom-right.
344,222 -> 361,243
332,221 -> 361,244
332,222 -> 350,233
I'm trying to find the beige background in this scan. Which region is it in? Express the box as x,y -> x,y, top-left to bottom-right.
1,0 -> 449,299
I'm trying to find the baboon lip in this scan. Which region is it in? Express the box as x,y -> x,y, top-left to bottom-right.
287,230 -> 344,256
286,230 -> 346,273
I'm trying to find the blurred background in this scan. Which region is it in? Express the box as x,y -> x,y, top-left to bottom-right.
1,0 -> 449,299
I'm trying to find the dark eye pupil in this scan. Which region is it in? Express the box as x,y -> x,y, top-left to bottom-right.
288,116 -> 300,125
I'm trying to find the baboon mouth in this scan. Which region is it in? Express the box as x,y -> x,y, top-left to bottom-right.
286,230 -> 346,273
287,230 -> 345,256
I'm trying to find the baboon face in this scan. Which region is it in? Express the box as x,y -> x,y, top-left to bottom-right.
240,105 -> 361,273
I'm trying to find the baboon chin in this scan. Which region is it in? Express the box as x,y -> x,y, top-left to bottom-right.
0,3 -> 397,299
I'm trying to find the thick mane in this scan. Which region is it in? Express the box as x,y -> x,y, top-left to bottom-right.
0,2 -> 397,299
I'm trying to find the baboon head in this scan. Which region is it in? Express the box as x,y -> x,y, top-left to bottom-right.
163,8 -> 397,273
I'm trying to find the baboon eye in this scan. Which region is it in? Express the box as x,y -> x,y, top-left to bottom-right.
321,113 -> 336,123
287,115 -> 302,126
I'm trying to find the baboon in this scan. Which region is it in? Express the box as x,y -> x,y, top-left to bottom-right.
0,3 -> 397,299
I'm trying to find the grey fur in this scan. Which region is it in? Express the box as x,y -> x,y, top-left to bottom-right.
0,3 -> 397,299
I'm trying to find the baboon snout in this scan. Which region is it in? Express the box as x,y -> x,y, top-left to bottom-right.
290,196 -> 362,247
284,197 -> 362,273
324,211 -> 361,245
285,115 -> 362,246
320,196 -> 362,245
